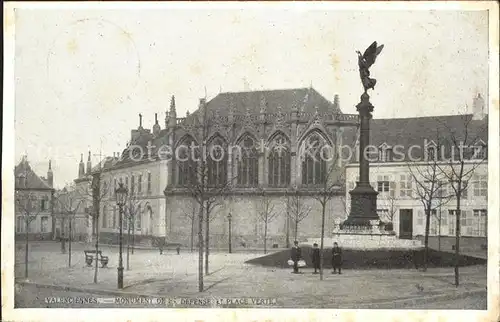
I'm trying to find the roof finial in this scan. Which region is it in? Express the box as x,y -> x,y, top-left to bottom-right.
48,160 -> 52,170
139,113 -> 143,128
155,113 -> 158,124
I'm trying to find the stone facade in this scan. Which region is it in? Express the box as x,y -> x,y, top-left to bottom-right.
14,157 -> 55,240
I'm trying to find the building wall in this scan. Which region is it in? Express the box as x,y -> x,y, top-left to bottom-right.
15,189 -> 54,239
345,161 -> 488,238
97,160 -> 168,244
166,193 -> 346,248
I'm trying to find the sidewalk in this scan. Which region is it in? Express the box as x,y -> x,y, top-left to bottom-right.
15,242 -> 487,308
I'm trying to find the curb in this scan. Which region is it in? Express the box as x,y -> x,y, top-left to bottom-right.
355,288 -> 487,309
16,280 -> 162,298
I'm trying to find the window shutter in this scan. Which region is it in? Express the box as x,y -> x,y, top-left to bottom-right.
389,182 -> 396,197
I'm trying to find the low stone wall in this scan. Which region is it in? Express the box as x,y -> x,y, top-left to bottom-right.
414,235 -> 487,252
15,233 -> 53,241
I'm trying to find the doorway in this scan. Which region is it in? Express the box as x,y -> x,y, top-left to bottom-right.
399,209 -> 413,239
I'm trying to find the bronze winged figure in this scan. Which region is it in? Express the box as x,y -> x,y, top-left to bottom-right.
356,41 -> 384,93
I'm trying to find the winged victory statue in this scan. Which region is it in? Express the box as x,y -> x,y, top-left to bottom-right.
356,41 -> 384,93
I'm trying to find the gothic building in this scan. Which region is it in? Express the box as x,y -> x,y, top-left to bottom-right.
82,87 -> 360,248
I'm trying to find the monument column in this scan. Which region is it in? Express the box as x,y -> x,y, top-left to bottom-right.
343,93 -> 379,227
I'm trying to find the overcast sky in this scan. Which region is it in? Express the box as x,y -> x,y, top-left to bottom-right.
13,7 -> 489,188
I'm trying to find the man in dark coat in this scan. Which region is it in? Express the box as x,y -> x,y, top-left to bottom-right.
311,243 -> 320,274
331,242 -> 342,274
291,241 -> 301,273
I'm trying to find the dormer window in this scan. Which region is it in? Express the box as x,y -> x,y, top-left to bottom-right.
472,140 -> 487,160
425,140 -> 437,161
378,143 -> 392,162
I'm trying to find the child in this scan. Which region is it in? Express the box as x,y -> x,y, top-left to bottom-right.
311,243 -> 320,274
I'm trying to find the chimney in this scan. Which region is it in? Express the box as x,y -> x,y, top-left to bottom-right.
78,153 -> 85,178
333,94 -> 340,112
47,160 -> 53,188
153,112 -> 161,137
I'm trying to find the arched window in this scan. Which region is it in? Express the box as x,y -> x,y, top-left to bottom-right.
177,136 -> 198,186
237,135 -> 259,187
208,136 -> 227,186
268,134 -> 291,187
135,204 -> 142,230
301,133 -> 328,186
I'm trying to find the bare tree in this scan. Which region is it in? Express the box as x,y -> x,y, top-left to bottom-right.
54,184 -> 84,267
76,170 -> 112,284
309,137 -> 354,280
256,189 -> 280,254
285,190 -> 312,242
435,113 -> 487,286
124,193 -> 143,270
170,99 -> 236,292
406,132 -> 454,271
378,193 -> 398,227
15,190 -> 44,279
179,200 -> 198,252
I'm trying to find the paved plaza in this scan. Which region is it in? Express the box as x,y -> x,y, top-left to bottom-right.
15,241 -> 487,308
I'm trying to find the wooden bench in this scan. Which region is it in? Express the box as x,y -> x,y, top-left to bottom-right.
84,250 -> 109,268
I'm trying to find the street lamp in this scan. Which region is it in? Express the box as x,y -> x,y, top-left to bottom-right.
227,212 -> 232,254
115,182 -> 128,289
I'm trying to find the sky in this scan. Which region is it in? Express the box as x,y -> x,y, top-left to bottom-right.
13,7 -> 489,188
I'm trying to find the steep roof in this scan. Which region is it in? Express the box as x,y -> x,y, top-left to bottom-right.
370,114 -> 488,160
205,87 -> 341,115
14,159 -> 53,190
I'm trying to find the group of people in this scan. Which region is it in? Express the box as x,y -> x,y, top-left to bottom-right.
290,241 -> 342,274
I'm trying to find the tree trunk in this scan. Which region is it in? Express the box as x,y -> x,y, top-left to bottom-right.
455,201 -> 461,286
198,201 -> 204,292
191,216 -> 195,253
438,211 -> 442,251
94,220 -> 99,284
264,218 -> 268,254
319,201 -> 326,281
131,220 -> 135,255
294,220 -> 298,242
205,205 -> 210,276
285,210 -> 290,248
25,220 -> 29,279
127,222 -> 131,271
423,206 -> 431,271
69,217 -> 72,267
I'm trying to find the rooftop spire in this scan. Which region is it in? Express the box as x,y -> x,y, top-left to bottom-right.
139,113 -> 143,128
170,95 -> 176,113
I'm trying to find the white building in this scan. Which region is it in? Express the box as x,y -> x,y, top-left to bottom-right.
345,94 -> 488,248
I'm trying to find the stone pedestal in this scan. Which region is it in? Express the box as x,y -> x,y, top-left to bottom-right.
343,182 -> 379,227
306,219 -> 423,249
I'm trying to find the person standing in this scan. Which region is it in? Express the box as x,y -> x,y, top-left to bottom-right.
331,242 -> 343,274
311,243 -> 320,274
291,241 -> 301,274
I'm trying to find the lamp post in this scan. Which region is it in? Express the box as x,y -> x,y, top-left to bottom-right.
115,182 -> 128,289
227,213 -> 232,254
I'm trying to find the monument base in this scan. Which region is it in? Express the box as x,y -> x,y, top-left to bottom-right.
343,182 -> 379,228
305,220 -> 423,250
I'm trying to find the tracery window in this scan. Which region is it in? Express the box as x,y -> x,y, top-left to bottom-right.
268,134 -> 290,187
177,136 -> 199,186
237,135 -> 259,186
207,136 -> 227,186
301,133 -> 327,186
